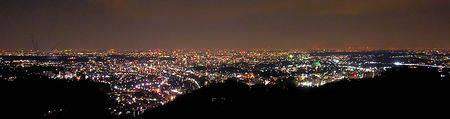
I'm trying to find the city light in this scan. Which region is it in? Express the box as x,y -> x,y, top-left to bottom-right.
0,49 -> 449,116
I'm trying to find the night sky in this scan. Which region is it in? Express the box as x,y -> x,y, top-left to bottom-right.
0,0 -> 449,50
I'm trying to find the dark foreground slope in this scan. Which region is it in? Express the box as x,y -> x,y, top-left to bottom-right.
144,66 -> 450,117
0,66 -> 114,119
1,66 -> 449,118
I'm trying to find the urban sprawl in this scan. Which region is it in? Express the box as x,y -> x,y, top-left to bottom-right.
1,49 -> 448,116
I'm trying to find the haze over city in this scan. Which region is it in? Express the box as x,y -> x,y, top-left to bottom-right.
1,1 -> 450,118
1,0 -> 449,49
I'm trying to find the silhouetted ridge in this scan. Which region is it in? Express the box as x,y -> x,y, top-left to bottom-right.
144,66 -> 450,117
1,66 -> 115,119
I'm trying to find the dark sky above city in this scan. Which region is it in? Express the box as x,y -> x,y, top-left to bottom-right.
0,0 -> 449,50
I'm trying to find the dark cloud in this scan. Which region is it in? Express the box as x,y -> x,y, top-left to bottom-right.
0,0 -> 449,49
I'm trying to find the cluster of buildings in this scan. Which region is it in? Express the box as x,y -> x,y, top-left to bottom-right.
1,49 -> 449,116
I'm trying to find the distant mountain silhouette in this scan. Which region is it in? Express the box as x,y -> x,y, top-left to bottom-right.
144,66 -> 450,117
